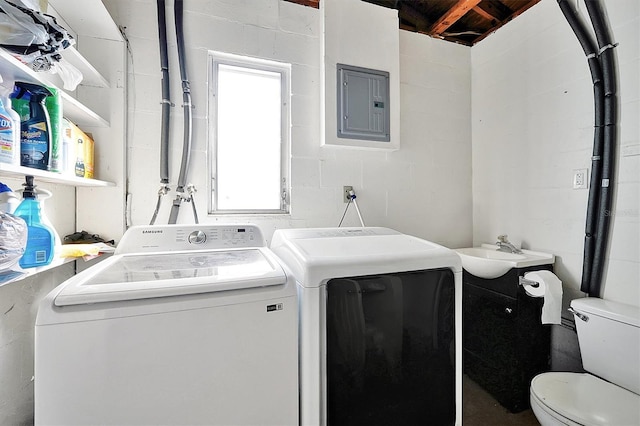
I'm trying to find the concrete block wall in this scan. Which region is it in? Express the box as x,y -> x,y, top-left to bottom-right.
471,0 -> 639,306
104,0 -> 473,248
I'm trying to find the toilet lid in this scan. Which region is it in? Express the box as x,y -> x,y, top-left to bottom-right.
531,372 -> 640,426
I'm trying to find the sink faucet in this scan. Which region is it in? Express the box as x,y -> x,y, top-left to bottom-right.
496,235 -> 522,254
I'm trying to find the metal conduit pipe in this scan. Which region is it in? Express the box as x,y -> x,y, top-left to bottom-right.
168,0 -> 194,224
557,0 -> 604,295
585,0 -> 618,297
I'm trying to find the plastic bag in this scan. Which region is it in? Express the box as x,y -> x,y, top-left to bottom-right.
0,0 -> 74,71
0,0 -> 47,49
0,212 -> 27,271
50,57 -> 83,90
13,0 -> 41,12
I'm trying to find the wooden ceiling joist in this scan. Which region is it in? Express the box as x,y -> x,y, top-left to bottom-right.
428,0 -> 482,36
475,0 -> 513,22
282,0 -> 319,9
286,0 -> 542,47
398,2 -> 432,32
473,0 -> 540,44
471,5 -> 499,22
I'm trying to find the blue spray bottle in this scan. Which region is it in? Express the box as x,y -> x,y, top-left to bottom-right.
13,175 -> 54,268
13,82 -> 53,170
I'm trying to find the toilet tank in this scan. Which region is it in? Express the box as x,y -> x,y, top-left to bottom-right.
571,298 -> 640,394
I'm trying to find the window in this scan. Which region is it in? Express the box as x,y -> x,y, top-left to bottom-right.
208,52 -> 290,214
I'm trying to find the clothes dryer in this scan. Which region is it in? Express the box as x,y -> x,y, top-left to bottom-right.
270,227 -> 462,426
35,224 -> 298,426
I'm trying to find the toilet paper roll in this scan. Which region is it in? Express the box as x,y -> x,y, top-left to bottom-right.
524,270 -> 563,325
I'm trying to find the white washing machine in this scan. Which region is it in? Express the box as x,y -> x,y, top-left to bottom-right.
270,227 -> 462,426
35,224 -> 298,426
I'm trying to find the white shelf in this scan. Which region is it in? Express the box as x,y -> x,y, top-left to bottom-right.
20,46 -> 110,90
0,48 -> 110,127
47,0 -> 123,42
0,163 -> 115,187
60,46 -> 110,88
0,257 -> 76,288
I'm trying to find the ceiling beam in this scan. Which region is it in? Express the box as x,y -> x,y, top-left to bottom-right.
475,0 -> 513,22
282,0 -> 319,9
398,2 -> 432,32
473,0 -> 540,44
471,5 -> 498,22
429,0 -> 482,36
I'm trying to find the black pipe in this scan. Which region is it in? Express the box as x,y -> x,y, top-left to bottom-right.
168,0 -> 194,224
150,0 -> 171,225
557,0 -> 604,294
157,0 -> 170,184
585,0 -> 618,297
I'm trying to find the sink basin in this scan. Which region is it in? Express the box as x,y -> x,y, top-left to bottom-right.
454,244 -> 554,279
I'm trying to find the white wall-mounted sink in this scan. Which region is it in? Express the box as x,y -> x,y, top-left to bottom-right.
454,244 -> 554,279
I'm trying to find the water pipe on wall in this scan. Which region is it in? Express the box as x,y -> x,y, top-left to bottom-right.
168,0 -> 197,224
583,0 -> 618,297
150,0 -> 171,225
558,0 -> 618,297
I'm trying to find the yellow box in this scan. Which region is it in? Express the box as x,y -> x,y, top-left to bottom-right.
62,119 -> 94,178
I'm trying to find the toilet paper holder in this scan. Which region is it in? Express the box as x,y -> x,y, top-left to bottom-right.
519,276 -> 540,288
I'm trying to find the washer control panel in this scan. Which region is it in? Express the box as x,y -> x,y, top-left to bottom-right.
116,224 -> 265,254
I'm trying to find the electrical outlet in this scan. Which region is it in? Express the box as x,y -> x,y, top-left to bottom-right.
343,186 -> 353,203
573,169 -> 588,189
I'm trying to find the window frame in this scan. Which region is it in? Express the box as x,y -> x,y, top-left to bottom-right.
207,51 -> 291,215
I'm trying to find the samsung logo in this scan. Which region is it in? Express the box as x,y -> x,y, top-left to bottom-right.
142,230 -> 163,234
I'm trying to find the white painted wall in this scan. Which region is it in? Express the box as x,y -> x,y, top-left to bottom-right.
471,0 -> 639,306
322,0 -> 400,150
0,264 -> 75,426
0,2 -> 471,422
4,0 -> 638,423
104,0 -> 472,248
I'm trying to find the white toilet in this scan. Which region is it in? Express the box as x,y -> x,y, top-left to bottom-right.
530,298 -> 640,426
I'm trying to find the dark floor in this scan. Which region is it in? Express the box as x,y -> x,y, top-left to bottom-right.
463,375 -> 540,426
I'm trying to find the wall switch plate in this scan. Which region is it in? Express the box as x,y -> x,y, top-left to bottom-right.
343,186 -> 353,203
573,169 -> 588,189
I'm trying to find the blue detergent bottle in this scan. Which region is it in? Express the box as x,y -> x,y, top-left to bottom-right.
13,175 -> 54,268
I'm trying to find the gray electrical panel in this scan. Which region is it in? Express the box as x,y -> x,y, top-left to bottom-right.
337,64 -> 390,142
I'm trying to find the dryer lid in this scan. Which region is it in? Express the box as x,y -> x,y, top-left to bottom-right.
270,227 -> 461,287
54,248 -> 287,306
531,372 -> 640,426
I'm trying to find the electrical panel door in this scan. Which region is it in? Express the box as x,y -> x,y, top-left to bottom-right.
337,64 -> 390,142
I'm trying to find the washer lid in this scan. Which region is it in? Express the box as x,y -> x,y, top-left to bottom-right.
54,248 -> 287,306
531,372 -> 640,426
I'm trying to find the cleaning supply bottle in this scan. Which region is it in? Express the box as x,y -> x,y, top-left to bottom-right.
35,187 -> 62,251
13,82 -> 53,170
13,175 -> 54,268
74,136 -> 84,177
0,76 -> 20,166
45,86 -> 62,172
0,182 -> 20,213
4,94 -> 21,166
0,95 -> 19,166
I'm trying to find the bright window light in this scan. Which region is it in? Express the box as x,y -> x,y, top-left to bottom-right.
209,53 -> 290,213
